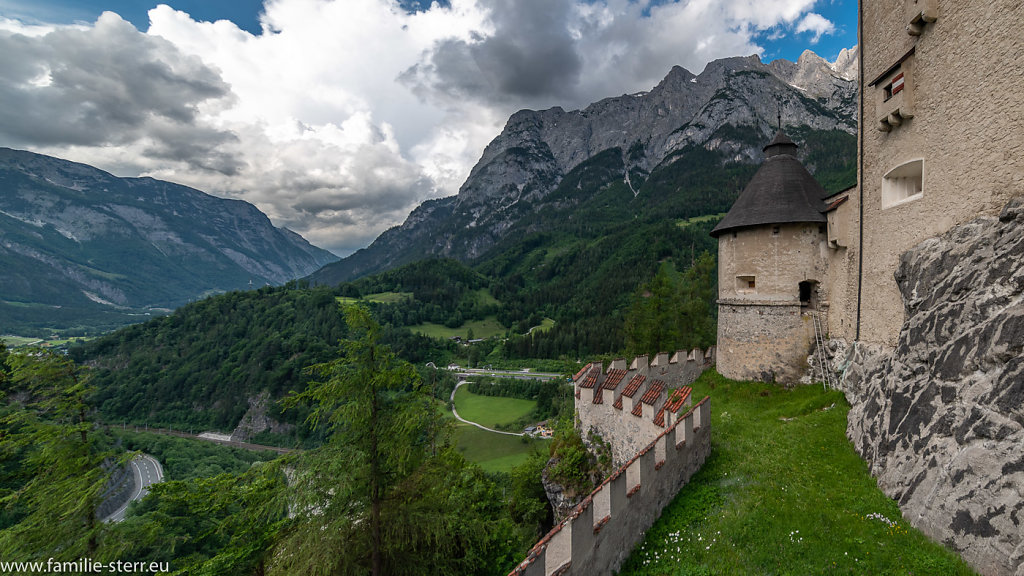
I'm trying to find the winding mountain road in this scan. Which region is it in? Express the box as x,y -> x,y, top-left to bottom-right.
103,454 -> 164,523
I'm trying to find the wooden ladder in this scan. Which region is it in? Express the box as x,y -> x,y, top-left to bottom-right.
812,312 -> 833,390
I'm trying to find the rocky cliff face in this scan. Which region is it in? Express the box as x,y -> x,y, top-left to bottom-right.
0,148 -> 337,332
842,197 -> 1024,576
311,48 -> 857,284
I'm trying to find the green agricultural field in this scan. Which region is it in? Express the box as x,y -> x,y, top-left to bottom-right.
619,371 -> 976,576
453,424 -> 543,474
365,291 -> 413,303
336,291 -> 413,306
676,212 -> 726,229
528,318 -> 556,334
436,397 -> 544,474
471,288 -> 500,306
409,315 -> 507,340
1,335 -> 43,347
453,385 -> 537,429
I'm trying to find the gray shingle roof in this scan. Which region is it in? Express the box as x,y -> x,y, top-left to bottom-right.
710,131 -> 828,237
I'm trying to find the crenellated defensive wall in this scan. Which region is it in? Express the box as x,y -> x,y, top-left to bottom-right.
507,396 -> 711,576
575,348 -> 715,465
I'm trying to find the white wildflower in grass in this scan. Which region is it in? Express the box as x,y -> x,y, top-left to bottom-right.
865,513 -> 897,527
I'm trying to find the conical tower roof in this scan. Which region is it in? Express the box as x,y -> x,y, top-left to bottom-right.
710,130 -> 827,237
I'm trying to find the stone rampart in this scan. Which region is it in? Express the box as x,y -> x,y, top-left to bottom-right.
575,348 -> 714,465
508,397 -> 712,576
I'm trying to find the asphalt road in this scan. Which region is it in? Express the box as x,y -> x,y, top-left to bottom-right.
104,454 -> 164,523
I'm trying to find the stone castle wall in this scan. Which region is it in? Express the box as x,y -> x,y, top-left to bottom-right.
857,0 -> 1024,346
717,302 -> 814,383
508,398 -> 712,576
575,349 -> 714,465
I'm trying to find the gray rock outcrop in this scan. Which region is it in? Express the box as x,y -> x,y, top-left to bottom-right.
843,197 -> 1024,576
541,456 -> 587,523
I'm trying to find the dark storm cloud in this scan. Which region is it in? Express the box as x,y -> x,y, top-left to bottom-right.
0,12 -> 236,170
403,0 -> 582,103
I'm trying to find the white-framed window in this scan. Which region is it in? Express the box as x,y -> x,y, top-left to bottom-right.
882,159 -> 923,208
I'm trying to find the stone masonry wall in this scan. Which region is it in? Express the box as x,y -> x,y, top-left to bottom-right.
508,398 -> 711,576
717,303 -> 813,383
575,348 -> 713,465
858,0 -> 1024,346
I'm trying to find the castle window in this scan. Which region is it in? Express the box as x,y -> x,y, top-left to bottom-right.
772,226 -> 780,235
737,275 -> 756,293
882,159 -> 924,208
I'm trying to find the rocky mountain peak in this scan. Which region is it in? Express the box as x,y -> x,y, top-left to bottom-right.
310,48 -> 858,284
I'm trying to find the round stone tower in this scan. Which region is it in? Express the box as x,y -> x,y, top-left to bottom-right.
710,131 -> 830,383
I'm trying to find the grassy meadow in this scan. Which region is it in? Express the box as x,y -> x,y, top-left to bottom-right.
409,315 -> 507,340
453,424 -> 542,474
436,390 -> 544,474
453,385 -> 537,429
618,371 -> 976,576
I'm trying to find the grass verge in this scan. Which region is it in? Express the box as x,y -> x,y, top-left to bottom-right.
618,371 -> 976,576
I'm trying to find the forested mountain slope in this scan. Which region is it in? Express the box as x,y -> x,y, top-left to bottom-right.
0,148 -> 337,335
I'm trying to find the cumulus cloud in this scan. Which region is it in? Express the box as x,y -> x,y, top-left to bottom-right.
795,12 -> 835,43
0,0 -> 839,256
794,11 -> 835,43
0,12 -> 236,169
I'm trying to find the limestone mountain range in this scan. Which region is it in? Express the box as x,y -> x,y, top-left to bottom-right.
0,148 -> 337,334
311,47 -> 858,285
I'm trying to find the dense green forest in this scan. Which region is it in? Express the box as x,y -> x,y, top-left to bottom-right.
0,314 -> 559,575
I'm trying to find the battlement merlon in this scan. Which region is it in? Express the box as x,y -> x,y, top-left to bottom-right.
573,347 -> 714,428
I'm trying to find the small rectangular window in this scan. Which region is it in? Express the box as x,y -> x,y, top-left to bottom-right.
772,226 -> 780,235
737,275 -> 756,292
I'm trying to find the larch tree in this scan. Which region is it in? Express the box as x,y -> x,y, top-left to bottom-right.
271,305 -> 442,576
0,348 -> 116,559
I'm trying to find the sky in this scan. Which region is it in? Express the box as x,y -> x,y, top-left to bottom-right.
0,0 -> 856,256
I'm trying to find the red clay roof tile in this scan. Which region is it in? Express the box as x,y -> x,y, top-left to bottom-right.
579,366 -> 600,389
594,369 -> 628,404
572,362 -> 593,381
640,380 -> 667,405
614,374 -> 645,410
665,386 -> 693,413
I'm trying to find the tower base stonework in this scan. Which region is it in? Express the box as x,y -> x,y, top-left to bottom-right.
716,301 -> 816,383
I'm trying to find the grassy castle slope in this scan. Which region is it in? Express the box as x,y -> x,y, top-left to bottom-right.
619,371 -> 975,576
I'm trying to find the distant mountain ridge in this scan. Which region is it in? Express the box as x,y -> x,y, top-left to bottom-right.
0,148 -> 337,334
310,47 -> 858,285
